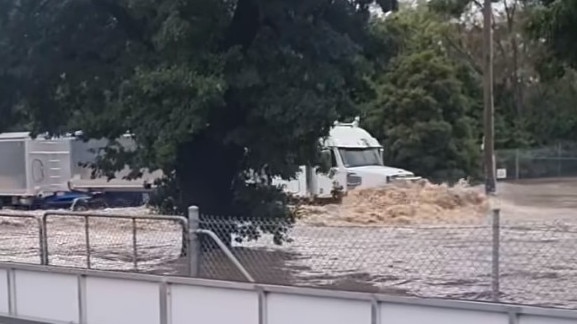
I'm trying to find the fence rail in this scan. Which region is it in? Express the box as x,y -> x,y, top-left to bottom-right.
1,208 -> 577,309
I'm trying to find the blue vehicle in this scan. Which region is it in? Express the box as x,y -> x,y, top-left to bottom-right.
35,191 -> 149,210
39,191 -> 93,210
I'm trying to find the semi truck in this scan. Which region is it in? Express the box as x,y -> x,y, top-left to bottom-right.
0,118 -> 417,209
272,117 -> 419,200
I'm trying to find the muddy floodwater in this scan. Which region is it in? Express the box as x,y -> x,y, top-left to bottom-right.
2,178 -> 577,309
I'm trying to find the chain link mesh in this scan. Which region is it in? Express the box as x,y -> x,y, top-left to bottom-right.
497,142 -> 577,179
197,215 -> 577,308
198,215 -> 495,296
43,214 -> 185,274
499,220 -> 577,308
0,214 -> 41,264
3,210 -> 577,308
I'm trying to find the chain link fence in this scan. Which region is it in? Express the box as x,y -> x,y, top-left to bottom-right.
497,142 -> 577,179
41,212 -> 187,274
198,215 -> 495,295
2,209 -> 577,308
0,211 -> 187,274
498,221 -> 577,308
196,212 -> 577,309
0,213 -> 41,264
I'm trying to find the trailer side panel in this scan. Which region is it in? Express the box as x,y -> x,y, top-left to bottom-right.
0,140 -> 28,195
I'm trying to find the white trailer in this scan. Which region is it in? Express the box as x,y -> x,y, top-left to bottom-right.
67,135 -> 161,192
273,117 -> 419,199
0,132 -> 161,208
0,132 -> 72,206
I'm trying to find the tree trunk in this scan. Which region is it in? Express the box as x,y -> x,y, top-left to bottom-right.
176,134 -> 244,251
511,36 -> 523,117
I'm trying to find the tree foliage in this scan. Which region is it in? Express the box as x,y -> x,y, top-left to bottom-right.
522,0 -> 577,145
0,0 -> 385,212
364,8 -> 481,182
426,0 -> 577,149
0,0 -> 397,245
526,0 -> 577,67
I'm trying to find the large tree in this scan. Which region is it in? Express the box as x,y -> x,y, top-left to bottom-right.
0,0 -> 392,227
363,7 -> 481,182
520,0 -> 577,143
526,0 -> 577,67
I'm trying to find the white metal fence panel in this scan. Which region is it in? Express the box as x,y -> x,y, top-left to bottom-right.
14,271 -> 78,322
0,269 -> 7,314
170,285 -> 259,324
379,304 -> 508,324
0,263 -> 576,324
266,294 -> 371,324
85,277 -> 159,324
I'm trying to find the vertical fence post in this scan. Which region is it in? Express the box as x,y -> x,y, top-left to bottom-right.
85,216 -> 91,269
491,208 -> 501,302
132,218 -> 138,271
187,206 -> 200,277
37,216 -> 47,265
40,214 -> 49,265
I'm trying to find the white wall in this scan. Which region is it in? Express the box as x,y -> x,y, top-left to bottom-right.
0,263 -> 575,324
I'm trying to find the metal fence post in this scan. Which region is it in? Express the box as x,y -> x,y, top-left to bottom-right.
132,218 -> 138,271
37,216 -> 47,265
84,216 -> 92,269
187,206 -> 200,277
40,214 -> 49,265
491,208 -> 501,302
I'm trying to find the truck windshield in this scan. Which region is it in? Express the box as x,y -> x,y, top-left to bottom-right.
338,148 -> 383,167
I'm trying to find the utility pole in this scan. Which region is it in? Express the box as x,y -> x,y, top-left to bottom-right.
483,0 -> 496,195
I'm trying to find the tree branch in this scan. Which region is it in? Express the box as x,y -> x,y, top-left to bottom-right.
443,35 -> 483,75
90,0 -> 155,51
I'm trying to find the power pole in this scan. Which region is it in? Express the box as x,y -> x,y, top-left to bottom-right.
483,0 -> 496,195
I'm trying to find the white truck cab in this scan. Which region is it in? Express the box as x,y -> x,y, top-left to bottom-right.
274,117 -> 419,199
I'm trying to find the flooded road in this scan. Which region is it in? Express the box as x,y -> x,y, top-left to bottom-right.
498,177 -> 577,207
0,214 -> 184,271
1,178 -> 577,308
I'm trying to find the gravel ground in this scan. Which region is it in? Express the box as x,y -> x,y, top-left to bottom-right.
1,179 -> 577,309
